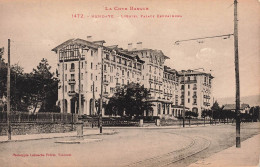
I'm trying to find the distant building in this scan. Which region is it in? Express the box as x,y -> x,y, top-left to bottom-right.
52,37 -> 213,118
223,103 -> 250,114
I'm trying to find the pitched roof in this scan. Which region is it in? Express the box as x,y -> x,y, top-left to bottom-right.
223,103 -> 250,110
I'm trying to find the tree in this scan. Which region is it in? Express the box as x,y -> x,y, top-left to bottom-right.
211,101 -> 221,120
105,83 -> 153,117
31,58 -> 59,113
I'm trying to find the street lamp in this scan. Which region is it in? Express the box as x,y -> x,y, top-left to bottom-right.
182,68 -> 204,127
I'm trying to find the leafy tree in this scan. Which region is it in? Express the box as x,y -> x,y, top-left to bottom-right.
105,83 -> 153,117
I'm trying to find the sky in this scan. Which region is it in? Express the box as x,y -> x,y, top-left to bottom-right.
0,0 -> 259,100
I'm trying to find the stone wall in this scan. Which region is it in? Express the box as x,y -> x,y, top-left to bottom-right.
0,123 -> 75,136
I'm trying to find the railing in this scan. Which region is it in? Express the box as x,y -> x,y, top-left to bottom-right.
68,91 -> 76,96
104,80 -> 109,85
68,79 -> 76,85
70,68 -> 75,72
180,80 -> 197,84
0,111 -> 78,123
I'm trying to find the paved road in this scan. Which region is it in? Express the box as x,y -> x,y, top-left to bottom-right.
0,122 -> 259,167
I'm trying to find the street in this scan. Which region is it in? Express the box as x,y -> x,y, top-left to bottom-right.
0,123 -> 259,167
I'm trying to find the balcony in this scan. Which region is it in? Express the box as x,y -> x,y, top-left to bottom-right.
68,91 -> 76,96
193,87 -> 197,90
104,80 -> 109,85
180,80 -> 197,84
192,95 -> 197,98
104,92 -> 109,96
116,83 -> 120,86
149,78 -> 153,83
158,81 -> 163,85
68,79 -> 76,85
70,68 -> 75,72
192,103 -> 197,105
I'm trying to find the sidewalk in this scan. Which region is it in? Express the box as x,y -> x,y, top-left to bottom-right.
0,128 -> 116,143
188,134 -> 260,167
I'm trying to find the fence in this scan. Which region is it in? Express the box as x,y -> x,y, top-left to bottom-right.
81,116 -> 139,127
0,111 -> 78,123
160,118 -> 225,126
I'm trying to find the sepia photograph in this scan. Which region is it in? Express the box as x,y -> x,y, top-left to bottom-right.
0,0 -> 259,166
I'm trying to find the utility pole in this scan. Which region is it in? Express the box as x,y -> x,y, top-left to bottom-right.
62,51 -> 65,113
234,0 -> 240,148
7,39 -> 11,140
99,48 -> 103,133
182,72 -> 186,127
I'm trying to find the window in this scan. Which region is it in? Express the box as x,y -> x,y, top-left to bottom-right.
188,77 -> 190,81
65,85 -> 67,92
188,91 -> 190,96
127,71 -> 129,77
96,65 -> 97,70
91,50 -> 93,56
65,64 -> 67,70
91,73 -> 93,80
193,99 -> 197,104
194,76 -> 197,81
116,78 -> 118,83
122,70 -> 124,76
91,62 -> 93,69
188,85 -> 190,89
91,85 -> 93,91
104,75 -> 107,80
122,79 -> 124,84
71,63 -> 75,69
104,64 -> 107,71
96,76 -> 97,81
81,62 -> 83,68
71,85 -> 75,91
132,72 -> 134,78
81,84 -> 83,91
71,74 -> 75,80
65,74 -> 67,81
95,87 -> 97,92
106,54 -> 109,60
81,73 -> 83,80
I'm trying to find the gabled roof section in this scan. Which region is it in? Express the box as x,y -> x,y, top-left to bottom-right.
51,38 -> 101,53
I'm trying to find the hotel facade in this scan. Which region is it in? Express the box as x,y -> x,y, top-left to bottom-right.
52,37 -> 213,118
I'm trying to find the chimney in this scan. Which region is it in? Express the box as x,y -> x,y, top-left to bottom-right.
87,36 -> 93,42
136,42 -> 142,50
128,43 -> 133,51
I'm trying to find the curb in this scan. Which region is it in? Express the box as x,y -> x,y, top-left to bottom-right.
0,130 -> 117,143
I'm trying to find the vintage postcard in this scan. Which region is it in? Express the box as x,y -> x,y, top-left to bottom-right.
0,0 -> 259,167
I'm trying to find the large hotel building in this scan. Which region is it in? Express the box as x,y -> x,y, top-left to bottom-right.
52,37 -> 213,118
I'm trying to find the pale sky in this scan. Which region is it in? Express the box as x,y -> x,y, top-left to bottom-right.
0,0 -> 259,100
